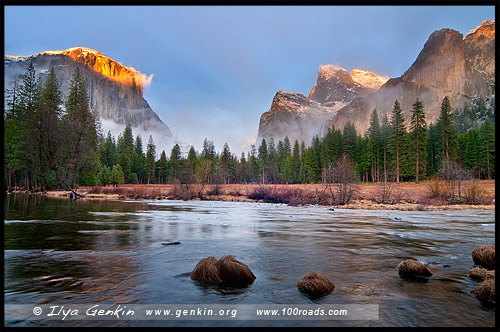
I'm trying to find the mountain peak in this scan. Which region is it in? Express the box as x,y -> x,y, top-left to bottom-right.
39,47 -> 154,89
317,64 -> 351,82
350,69 -> 388,90
467,20 -> 495,37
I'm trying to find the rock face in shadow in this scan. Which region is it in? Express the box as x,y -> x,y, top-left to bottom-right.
4,47 -> 172,141
257,90 -> 340,144
258,20 -> 494,144
257,66 -> 386,144
326,20 -> 495,135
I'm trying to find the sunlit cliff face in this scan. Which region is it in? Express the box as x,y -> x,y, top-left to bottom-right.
41,47 -> 153,91
350,69 -> 389,90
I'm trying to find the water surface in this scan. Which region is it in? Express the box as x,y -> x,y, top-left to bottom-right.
4,194 -> 495,327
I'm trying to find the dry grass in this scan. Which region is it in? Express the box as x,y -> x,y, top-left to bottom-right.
190,255 -> 255,287
215,255 -> 256,287
471,278 -> 495,304
247,186 -> 314,206
397,259 -> 433,278
297,271 -> 335,296
190,256 -> 222,285
468,267 -> 491,281
472,244 -> 495,269
54,180 -> 494,209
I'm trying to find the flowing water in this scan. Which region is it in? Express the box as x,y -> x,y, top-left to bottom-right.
4,193 -> 495,327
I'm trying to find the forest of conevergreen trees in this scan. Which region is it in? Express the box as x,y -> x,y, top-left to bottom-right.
4,64 -> 495,191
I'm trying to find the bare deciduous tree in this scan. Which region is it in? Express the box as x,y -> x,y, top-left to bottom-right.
324,154 -> 358,205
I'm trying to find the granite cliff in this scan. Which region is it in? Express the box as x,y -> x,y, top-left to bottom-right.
258,20 -> 495,144
4,47 -> 172,146
258,66 -> 387,144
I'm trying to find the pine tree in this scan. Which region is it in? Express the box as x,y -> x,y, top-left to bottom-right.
132,135 -> 145,183
169,143 -> 182,183
110,164 -> 124,186
220,143 -> 234,184
381,114 -> 391,183
409,98 -> 427,183
437,96 -> 457,180
390,99 -> 406,183
342,122 -> 357,161
258,139 -> 268,184
146,135 -> 156,184
426,123 -> 439,176
4,77 -> 23,190
100,131 -> 117,168
63,67 -> 99,187
292,140 -> 301,182
367,109 -> 381,182
186,145 -> 197,183
117,125 -> 134,182
247,145 -> 259,183
267,138 -> 277,183
299,147 -> 319,183
157,150 -> 168,184
479,120 -> 495,179
37,67 -> 63,190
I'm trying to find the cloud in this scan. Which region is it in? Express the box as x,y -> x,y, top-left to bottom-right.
128,66 -> 154,88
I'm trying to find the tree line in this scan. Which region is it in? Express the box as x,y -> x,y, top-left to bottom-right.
4,64 -> 495,191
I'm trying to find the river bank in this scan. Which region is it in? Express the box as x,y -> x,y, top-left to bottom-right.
7,180 -> 495,211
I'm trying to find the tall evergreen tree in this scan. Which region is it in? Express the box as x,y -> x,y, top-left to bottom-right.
117,125 -> 134,182
479,120 -> 495,179
132,135 -> 145,183
220,143 -> 234,184
292,140 -> 301,182
63,67 -> 99,187
437,96 -> 458,180
381,113 -> 391,183
409,98 -> 427,183
258,139 -> 269,184
157,150 -> 168,184
37,67 -> 63,189
169,143 -> 182,183
4,78 -> 23,190
146,135 -> 156,184
367,109 -> 381,182
186,145 -> 197,183
390,99 -> 406,183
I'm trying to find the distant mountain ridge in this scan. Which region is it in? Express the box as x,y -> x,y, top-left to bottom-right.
258,65 -> 387,144
257,20 -> 495,145
4,47 -> 172,147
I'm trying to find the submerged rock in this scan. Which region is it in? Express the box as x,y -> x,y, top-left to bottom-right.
161,241 -> 181,246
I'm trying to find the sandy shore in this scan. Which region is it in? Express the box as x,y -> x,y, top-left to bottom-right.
11,180 -> 495,211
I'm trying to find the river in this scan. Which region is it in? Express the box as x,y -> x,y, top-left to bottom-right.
4,193 -> 495,327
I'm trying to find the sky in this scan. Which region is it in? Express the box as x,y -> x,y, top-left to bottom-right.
4,5 -> 495,156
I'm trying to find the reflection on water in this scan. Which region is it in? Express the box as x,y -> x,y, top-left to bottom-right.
4,194 -> 495,327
